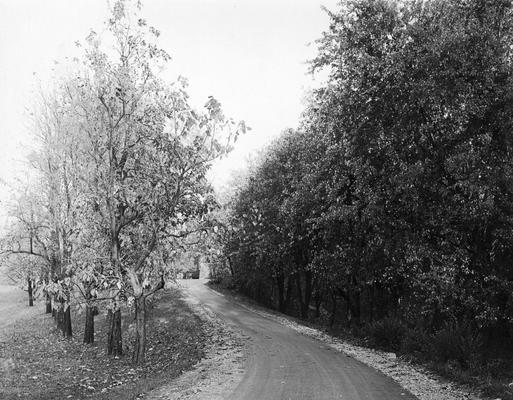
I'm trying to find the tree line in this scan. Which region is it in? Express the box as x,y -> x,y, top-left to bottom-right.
215,0 -> 513,372
1,0 -> 245,364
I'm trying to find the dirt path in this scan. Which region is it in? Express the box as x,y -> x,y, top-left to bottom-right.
144,284 -> 246,400
180,279 -> 417,400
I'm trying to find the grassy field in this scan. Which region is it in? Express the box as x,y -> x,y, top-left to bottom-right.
0,284 -> 205,400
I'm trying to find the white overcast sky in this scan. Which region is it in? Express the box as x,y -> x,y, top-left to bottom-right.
0,0 -> 338,218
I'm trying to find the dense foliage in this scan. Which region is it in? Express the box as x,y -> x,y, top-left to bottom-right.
221,0 -> 513,385
1,0 -> 244,364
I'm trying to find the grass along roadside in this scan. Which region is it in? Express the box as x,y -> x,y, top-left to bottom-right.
0,286 -> 205,400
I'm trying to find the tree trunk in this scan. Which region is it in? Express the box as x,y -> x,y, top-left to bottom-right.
276,274 -> 286,312
315,295 -> 321,319
346,299 -> 352,327
330,292 -> 337,328
353,290 -> 361,325
107,231 -> 123,356
338,286 -> 360,327
107,309 -> 123,356
369,286 -> 374,323
63,303 -> 72,338
56,308 -> 63,329
107,309 -> 113,352
226,256 -> 235,277
296,274 -> 308,319
52,295 -> 57,318
45,291 -> 52,314
57,299 -> 64,330
304,271 -> 313,316
44,277 -> 52,314
84,304 -> 95,344
284,276 -> 292,311
27,278 -> 34,307
132,296 -> 147,364
296,272 -> 313,320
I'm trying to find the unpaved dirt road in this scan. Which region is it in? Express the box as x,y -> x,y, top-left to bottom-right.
181,280 -> 417,400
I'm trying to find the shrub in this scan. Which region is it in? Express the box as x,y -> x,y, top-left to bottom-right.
429,321 -> 482,368
218,275 -> 236,290
367,317 -> 407,351
400,327 -> 430,358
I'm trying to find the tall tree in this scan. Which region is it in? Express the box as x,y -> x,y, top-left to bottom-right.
223,0 -> 513,353
63,0 -> 245,363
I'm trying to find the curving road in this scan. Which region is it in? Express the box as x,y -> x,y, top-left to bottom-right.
181,280 -> 417,400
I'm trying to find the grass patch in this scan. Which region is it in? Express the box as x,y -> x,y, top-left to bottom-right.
0,287 -> 205,400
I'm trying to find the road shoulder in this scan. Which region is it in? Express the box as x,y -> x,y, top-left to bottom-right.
143,285 -> 247,400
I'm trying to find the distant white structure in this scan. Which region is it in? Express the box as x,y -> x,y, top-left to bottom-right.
199,258 -> 210,279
